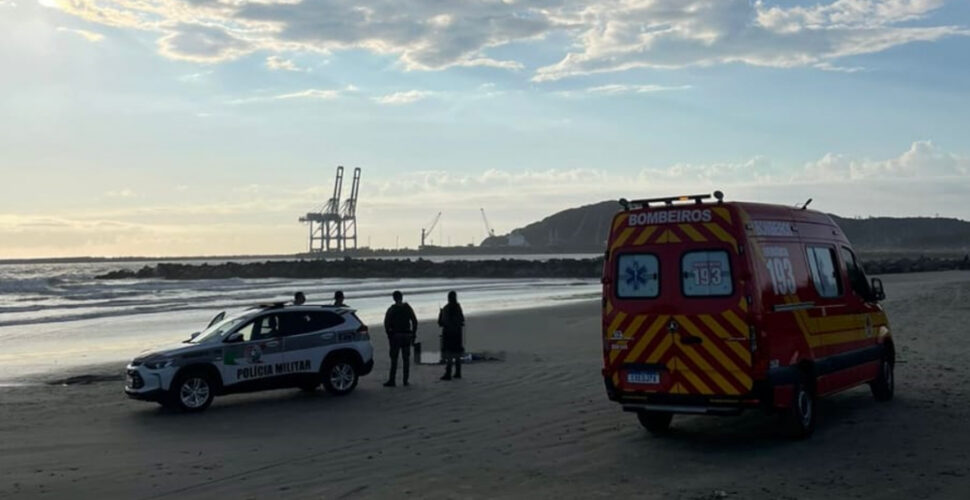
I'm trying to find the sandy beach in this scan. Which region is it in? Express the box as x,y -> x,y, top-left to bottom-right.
1,271 -> 969,499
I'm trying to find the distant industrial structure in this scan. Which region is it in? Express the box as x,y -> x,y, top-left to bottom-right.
420,211 -> 442,249
480,208 -> 496,239
299,166 -> 361,253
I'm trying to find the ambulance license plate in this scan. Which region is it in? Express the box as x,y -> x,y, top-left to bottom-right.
626,371 -> 660,385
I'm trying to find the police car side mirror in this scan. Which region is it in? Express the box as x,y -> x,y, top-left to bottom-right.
869,278 -> 886,302
225,332 -> 244,344
189,331 -> 201,340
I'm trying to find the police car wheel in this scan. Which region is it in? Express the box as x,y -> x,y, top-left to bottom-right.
171,371 -> 215,412
786,379 -> 816,439
322,359 -> 358,396
637,411 -> 673,435
870,356 -> 894,402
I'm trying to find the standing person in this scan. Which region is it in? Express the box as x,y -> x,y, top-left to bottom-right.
438,291 -> 465,380
383,291 -> 418,387
333,290 -> 346,307
293,291 -> 306,305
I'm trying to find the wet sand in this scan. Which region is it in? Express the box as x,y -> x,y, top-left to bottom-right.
1,271 -> 969,499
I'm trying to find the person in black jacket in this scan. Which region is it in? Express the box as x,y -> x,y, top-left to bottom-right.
438,291 -> 465,380
383,290 -> 418,387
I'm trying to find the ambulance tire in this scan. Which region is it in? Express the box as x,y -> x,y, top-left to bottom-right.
870,353 -> 895,402
637,411 -> 673,435
168,369 -> 215,413
785,377 -> 816,439
321,357 -> 359,396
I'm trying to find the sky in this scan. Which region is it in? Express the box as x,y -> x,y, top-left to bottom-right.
1,0 -> 969,258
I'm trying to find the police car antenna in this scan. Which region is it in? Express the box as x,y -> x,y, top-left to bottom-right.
800,198 -> 813,210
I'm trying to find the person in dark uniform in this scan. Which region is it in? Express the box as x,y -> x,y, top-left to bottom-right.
333,290 -> 346,307
293,291 -> 306,305
438,291 -> 465,380
383,291 -> 418,387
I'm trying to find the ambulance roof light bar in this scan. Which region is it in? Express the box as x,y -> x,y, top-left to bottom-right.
622,191 -> 723,210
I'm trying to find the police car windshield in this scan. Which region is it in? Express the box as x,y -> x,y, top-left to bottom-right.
190,316 -> 249,344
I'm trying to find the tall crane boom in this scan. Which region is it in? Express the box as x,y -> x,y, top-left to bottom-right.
341,167 -> 362,250
480,208 -> 496,238
421,212 -> 442,248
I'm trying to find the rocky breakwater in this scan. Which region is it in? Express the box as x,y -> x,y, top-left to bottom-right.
861,255 -> 970,275
95,258 -> 605,280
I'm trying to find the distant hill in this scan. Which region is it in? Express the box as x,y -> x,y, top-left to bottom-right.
829,216 -> 970,252
484,201 -> 970,254
482,201 -> 619,253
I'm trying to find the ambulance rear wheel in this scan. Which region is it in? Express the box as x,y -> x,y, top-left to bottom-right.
322,358 -> 358,396
785,379 -> 816,439
870,355 -> 894,402
169,370 -> 215,413
637,411 -> 673,435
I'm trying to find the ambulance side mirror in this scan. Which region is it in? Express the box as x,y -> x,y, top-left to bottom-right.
869,278 -> 886,302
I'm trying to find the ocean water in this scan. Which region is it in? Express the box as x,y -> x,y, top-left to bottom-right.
0,258 -> 600,382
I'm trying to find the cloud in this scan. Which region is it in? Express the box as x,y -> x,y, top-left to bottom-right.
799,140 -> 970,181
177,70 -> 213,83
555,83 -> 692,97
274,89 -> 342,100
532,0 -> 968,81
229,85 -> 357,104
47,0 -> 967,80
105,188 -> 137,199
56,27 -> 105,42
368,141 -> 970,209
157,23 -> 254,63
373,90 -> 434,105
4,140 -> 968,257
265,55 -> 304,72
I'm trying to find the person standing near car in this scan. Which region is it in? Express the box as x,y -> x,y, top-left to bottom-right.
438,291 -> 465,381
383,291 -> 418,387
333,290 -> 346,307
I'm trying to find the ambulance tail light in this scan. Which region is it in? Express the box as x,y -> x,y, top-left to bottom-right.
748,325 -> 758,353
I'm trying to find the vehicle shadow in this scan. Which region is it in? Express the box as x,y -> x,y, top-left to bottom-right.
640,388 -> 898,450
124,384 -> 384,425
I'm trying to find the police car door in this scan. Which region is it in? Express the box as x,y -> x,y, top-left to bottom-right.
280,311 -> 349,376
220,313 -> 286,388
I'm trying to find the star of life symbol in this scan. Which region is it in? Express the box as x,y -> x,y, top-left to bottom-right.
625,261 -> 649,290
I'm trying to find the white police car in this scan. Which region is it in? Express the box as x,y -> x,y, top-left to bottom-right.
125,303 -> 374,412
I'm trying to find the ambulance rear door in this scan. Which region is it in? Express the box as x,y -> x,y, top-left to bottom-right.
668,243 -> 755,397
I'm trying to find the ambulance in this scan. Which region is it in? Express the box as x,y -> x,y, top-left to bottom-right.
125,303 -> 374,412
601,192 -> 893,437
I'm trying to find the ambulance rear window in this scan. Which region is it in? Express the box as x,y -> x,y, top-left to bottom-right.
681,250 -> 733,297
616,254 -> 660,299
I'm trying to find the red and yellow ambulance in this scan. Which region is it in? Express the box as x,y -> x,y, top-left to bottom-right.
601,192 -> 894,437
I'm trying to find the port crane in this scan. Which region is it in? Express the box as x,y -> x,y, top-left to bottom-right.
300,166 -> 361,253
480,208 -> 496,239
421,212 -> 442,248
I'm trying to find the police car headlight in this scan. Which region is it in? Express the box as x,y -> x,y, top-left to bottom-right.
144,358 -> 176,370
